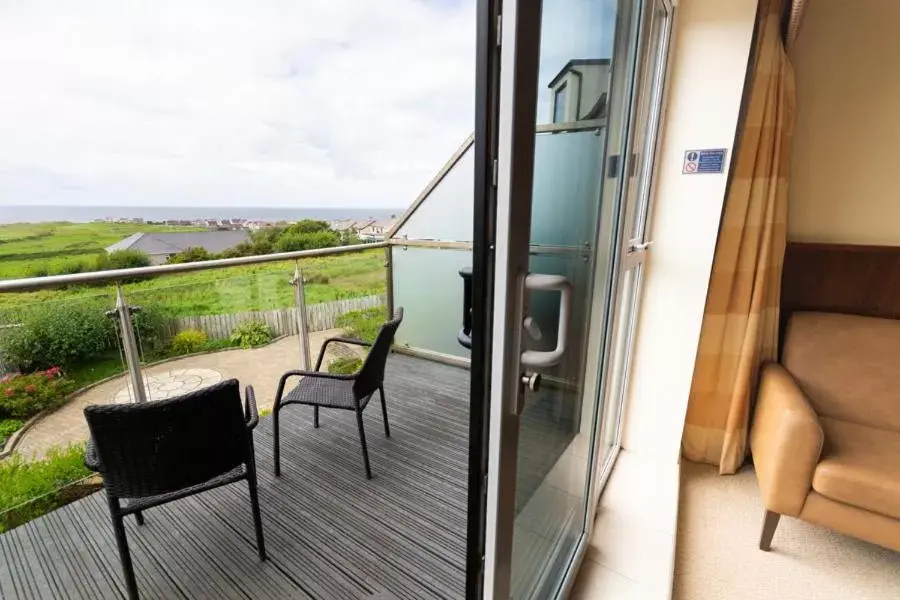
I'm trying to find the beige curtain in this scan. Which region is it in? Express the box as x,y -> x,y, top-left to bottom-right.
682,0 -> 796,474
785,0 -> 808,52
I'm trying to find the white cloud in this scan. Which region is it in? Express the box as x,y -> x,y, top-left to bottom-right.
0,0 -> 476,208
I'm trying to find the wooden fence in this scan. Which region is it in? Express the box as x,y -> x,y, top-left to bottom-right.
168,294 -> 386,341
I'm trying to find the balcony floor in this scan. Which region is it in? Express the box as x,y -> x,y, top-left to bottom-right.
1,355 -> 471,600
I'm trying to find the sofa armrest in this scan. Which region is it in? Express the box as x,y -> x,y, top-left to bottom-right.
749,362 -> 824,516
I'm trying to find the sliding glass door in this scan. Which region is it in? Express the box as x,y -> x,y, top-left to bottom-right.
471,0 -> 673,598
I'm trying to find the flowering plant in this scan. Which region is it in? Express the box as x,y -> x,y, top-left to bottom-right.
0,367 -> 76,419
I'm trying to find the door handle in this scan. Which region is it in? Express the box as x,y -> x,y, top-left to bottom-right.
629,240 -> 653,252
520,273 -> 572,368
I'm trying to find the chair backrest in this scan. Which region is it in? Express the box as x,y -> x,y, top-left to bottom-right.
353,308 -> 404,399
783,311 -> 900,432
83,379 -> 248,499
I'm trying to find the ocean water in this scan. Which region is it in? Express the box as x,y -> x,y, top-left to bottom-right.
0,205 -> 400,225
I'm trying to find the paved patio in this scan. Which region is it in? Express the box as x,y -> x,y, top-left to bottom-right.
13,329 -> 363,460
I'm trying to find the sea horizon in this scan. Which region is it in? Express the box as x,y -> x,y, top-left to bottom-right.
0,205 -> 401,225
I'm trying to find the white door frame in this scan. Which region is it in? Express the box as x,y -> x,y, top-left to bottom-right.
481,0 -> 543,596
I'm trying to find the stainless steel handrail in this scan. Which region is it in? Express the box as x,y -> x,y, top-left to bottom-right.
0,242 -> 389,293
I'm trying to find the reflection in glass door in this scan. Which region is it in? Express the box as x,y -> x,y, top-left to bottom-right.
496,0 -> 644,598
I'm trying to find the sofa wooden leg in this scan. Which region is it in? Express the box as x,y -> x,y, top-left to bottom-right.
759,510 -> 780,551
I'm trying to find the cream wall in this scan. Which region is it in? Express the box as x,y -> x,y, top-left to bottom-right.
620,0 -> 758,464
789,0 -> 900,245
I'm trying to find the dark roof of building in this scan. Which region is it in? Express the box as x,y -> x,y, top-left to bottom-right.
547,58 -> 612,89
105,231 -> 250,255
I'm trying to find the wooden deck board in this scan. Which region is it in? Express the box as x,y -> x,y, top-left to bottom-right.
1,354 -> 576,600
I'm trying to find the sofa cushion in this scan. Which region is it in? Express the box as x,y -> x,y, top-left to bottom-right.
782,312 -> 900,432
812,418 -> 900,520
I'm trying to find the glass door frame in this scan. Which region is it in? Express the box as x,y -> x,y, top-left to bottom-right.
479,0 -> 545,596
475,0 -> 675,598
586,0 -> 673,512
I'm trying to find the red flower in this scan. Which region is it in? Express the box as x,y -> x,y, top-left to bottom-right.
24,384 -> 36,393
4,388 -> 13,397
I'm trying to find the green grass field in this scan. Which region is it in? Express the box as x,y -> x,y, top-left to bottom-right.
0,222 -> 205,279
0,222 -> 386,319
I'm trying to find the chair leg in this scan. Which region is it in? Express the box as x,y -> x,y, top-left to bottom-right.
108,496 -> 140,600
379,385 -> 391,438
759,510 -> 780,551
273,402 -> 281,477
246,460 -> 267,561
134,510 -> 145,526
314,406 -> 320,428
356,410 -> 373,480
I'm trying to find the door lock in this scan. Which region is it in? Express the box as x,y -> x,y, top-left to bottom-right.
520,372 -> 541,392
523,316 -> 543,342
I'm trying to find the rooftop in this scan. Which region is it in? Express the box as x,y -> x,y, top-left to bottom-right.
105,231 -> 250,256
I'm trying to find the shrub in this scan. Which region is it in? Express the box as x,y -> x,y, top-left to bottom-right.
168,246 -> 211,264
132,304 -> 172,354
26,265 -> 50,278
100,249 -> 151,271
0,302 -> 115,371
0,419 -> 23,446
0,444 -> 95,532
230,320 -> 271,348
340,230 -> 362,245
335,307 -> 387,343
283,219 -> 332,235
55,260 -> 89,275
0,368 -> 77,419
170,330 -> 208,355
327,357 -> 362,375
275,230 -> 340,253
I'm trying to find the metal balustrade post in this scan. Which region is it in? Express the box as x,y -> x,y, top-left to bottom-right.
292,263 -> 311,370
115,284 -> 147,403
384,246 -> 395,316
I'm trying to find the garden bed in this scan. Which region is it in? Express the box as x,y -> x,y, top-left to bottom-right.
0,445 -> 98,533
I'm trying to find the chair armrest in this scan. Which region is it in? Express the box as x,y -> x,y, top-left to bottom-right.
749,362 -> 824,516
314,337 -> 371,371
244,385 -> 259,430
84,440 -> 103,472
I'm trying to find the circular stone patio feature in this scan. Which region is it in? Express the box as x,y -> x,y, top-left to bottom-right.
113,368 -> 224,403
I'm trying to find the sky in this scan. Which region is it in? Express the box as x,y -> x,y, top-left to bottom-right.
0,0 -> 476,209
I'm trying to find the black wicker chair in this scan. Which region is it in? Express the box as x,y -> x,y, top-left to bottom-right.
83,379 -> 266,600
273,308 -> 404,480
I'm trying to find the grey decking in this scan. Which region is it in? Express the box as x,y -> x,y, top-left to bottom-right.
1,355 -> 470,600
0,354 -> 579,600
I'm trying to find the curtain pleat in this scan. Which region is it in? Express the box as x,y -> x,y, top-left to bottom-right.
682,0 -> 796,474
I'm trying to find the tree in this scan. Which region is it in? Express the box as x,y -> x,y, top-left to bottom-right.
167,246 -> 211,264
283,219 -> 331,235
275,230 -> 340,253
340,229 -> 362,245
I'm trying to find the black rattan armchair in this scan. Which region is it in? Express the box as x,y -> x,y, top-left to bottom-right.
83,379 -> 266,600
273,308 -> 404,479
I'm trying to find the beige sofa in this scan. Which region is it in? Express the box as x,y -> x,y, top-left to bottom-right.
750,311 -> 900,552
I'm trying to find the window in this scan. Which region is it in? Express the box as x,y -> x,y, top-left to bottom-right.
553,83 -> 568,123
